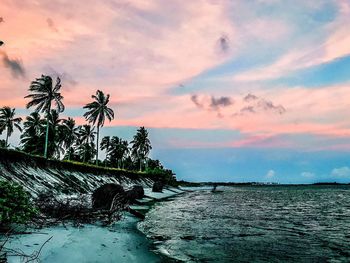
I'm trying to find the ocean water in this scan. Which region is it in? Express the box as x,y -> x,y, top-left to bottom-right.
138,186 -> 350,262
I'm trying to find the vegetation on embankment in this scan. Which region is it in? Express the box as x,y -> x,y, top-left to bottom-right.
0,147 -> 143,179
0,148 -> 177,190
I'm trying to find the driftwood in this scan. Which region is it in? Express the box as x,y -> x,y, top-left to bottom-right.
0,229 -> 52,263
0,184 -> 147,262
34,192 -> 124,227
33,184 -> 146,227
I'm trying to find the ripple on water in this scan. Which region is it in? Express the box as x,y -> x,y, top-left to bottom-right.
138,185 -> 350,262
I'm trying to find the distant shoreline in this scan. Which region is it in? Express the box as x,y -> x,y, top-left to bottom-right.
178,180 -> 350,187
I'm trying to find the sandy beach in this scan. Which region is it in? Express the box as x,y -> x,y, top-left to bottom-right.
5,187 -> 186,263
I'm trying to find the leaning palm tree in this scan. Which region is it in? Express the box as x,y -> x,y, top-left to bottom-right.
83,90 -> 114,165
131,127 -> 152,171
0,107 -> 22,148
24,75 -> 64,158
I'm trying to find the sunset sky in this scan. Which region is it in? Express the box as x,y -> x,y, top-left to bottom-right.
1,0 -> 350,183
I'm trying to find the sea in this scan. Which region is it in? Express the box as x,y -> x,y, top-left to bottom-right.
138,185 -> 350,262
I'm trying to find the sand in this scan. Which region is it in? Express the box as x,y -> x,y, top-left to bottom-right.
4,187 -> 186,263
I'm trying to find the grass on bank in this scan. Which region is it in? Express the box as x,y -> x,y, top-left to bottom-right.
0,147 -> 177,185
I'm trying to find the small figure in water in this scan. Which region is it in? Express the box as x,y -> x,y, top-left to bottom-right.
211,183 -> 218,192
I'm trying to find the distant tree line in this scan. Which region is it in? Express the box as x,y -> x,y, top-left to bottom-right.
0,75 -> 173,176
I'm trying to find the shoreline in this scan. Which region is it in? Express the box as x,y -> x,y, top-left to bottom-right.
4,187 -> 188,263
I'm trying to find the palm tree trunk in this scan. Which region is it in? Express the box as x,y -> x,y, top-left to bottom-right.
139,158 -> 142,172
68,147 -> 71,160
83,145 -> 86,163
83,138 -> 88,163
5,129 -> 9,148
44,108 -> 50,158
96,126 -> 99,165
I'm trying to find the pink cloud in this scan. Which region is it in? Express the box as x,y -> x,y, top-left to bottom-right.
232,0 -> 350,82
1,0 -> 350,152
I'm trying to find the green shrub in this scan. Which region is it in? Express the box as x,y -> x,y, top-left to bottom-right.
146,168 -> 177,186
0,181 -> 37,225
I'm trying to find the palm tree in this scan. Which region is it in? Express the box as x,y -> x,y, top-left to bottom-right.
48,109 -> 65,158
100,136 -> 111,167
119,139 -> 129,169
107,137 -> 129,168
20,112 -> 45,154
25,75 -> 64,158
108,136 -> 122,168
61,118 -> 79,160
0,107 -> 22,147
78,124 -> 96,162
83,90 -> 114,165
22,112 -> 44,135
131,127 -> 152,171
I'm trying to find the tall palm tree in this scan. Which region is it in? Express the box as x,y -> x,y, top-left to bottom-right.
83,90 -> 114,165
100,136 -> 111,167
131,127 -> 152,171
78,124 -> 96,163
0,107 -> 22,148
25,75 -> 64,158
61,118 -> 79,160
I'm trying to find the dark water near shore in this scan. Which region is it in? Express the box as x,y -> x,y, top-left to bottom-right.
138,186 -> 350,262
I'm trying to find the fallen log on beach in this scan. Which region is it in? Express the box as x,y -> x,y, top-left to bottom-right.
33,183 -> 148,226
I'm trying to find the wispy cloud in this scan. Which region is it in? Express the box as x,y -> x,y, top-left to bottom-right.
191,94 -> 233,112
44,66 -> 78,89
331,166 -> 350,177
301,172 -> 315,178
232,0 -> 350,83
0,51 -> 25,78
0,0 -> 350,155
218,35 -> 230,54
266,169 -> 275,179
210,96 -> 233,109
46,18 -> 58,32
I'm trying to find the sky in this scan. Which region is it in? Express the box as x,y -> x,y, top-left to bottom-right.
1,0 -> 350,183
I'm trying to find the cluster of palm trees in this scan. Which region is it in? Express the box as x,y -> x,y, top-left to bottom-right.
0,74 -> 153,171
100,127 -> 152,170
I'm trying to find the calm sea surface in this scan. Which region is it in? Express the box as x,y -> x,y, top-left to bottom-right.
138,186 -> 350,262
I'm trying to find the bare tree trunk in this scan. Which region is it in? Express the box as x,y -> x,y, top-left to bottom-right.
44,106 -> 51,158
96,126 -> 99,165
